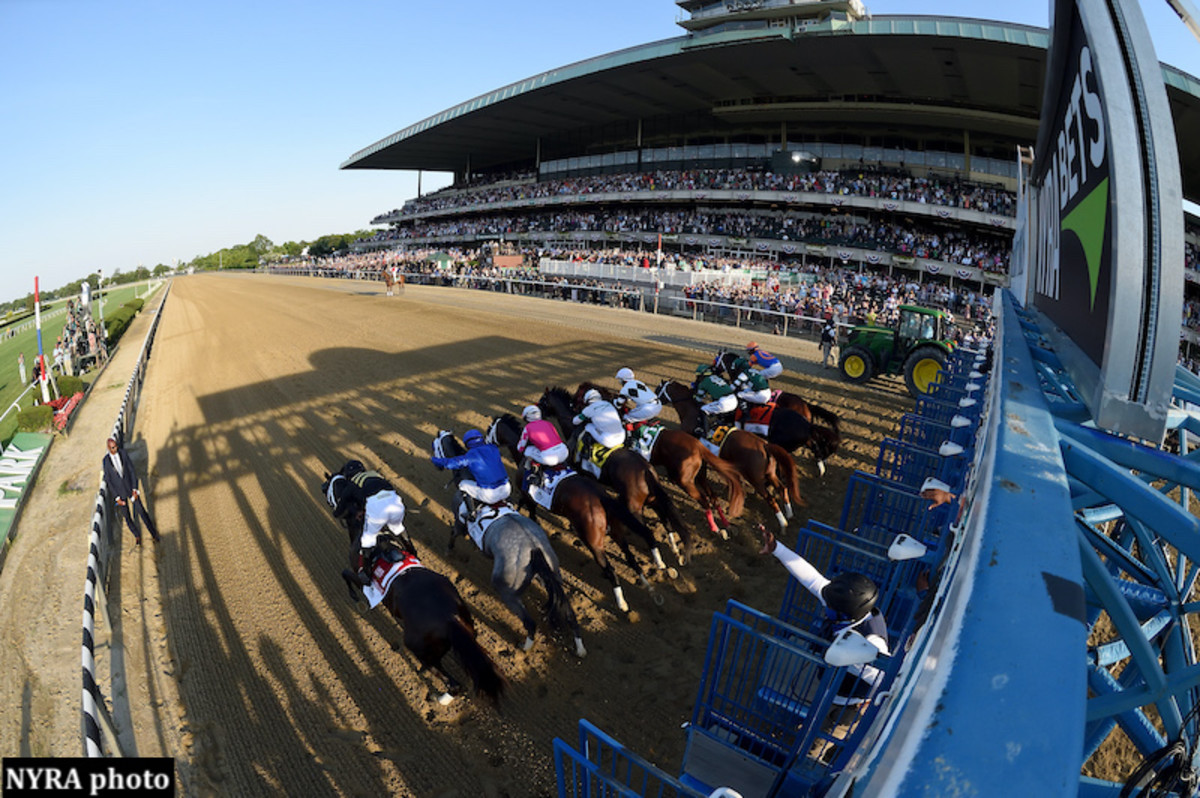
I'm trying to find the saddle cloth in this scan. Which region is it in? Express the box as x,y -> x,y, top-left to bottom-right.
701,426 -> 733,456
626,421 -> 665,462
529,467 -> 574,511
363,552 -> 423,609
578,441 -> 620,479
735,400 -> 777,428
467,503 -> 517,550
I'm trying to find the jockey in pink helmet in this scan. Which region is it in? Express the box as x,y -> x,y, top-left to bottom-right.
516,405 -> 570,489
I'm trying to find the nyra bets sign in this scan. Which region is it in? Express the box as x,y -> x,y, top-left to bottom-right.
1033,8 -> 1111,366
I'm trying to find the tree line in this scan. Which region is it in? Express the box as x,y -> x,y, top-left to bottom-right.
3,229 -> 373,317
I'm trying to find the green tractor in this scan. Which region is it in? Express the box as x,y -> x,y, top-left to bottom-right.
837,305 -> 956,397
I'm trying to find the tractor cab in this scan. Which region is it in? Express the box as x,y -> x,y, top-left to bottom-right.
896,307 -> 945,354
838,305 -> 955,397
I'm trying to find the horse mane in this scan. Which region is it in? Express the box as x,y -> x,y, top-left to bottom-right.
575,380 -> 616,402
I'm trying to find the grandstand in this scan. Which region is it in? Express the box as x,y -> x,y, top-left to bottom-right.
340,1 -> 1200,347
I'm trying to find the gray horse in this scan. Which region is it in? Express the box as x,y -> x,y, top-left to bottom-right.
433,430 -> 586,658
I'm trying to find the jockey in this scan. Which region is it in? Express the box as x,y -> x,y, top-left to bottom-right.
431,429 -> 512,526
692,364 -> 737,439
745,342 -> 783,379
724,354 -> 773,409
516,405 -> 569,489
572,388 -> 626,461
613,367 -> 662,425
334,460 -> 408,586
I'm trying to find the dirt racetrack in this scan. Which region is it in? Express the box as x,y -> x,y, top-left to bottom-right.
119,273 -> 915,796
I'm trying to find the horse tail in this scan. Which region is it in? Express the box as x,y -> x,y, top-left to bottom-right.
645,468 -> 693,555
807,402 -> 841,434
448,619 -> 506,705
698,446 -> 746,518
530,548 -> 580,636
767,443 -> 804,509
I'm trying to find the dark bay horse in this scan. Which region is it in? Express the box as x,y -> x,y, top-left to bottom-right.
432,431 -> 586,657
571,381 -> 747,540
656,380 -> 803,532
321,468 -> 505,704
714,350 -> 842,475
481,415 -> 670,613
539,386 -> 695,564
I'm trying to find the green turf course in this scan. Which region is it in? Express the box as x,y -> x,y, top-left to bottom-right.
0,282 -> 160,445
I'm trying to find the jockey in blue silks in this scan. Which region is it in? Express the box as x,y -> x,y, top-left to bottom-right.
431,429 -> 512,526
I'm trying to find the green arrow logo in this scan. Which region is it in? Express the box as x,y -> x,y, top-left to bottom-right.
1060,177 -> 1109,311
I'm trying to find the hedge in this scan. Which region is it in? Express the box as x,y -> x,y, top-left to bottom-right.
16,406 -> 52,433
57,375 -> 85,396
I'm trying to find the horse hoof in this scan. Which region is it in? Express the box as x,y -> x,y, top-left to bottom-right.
522,636 -> 536,652
817,460 -> 827,477
574,637 -> 588,658
666,567 -> 679,580
651,591 -> 665,607
436,693 -> 455,706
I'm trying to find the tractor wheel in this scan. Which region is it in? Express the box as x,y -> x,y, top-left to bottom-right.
839,345 -> 875,384
904,345 -> 947,397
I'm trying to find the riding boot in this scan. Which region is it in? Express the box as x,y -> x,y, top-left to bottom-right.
353,550 -> 372,586
461,493 -> 478,525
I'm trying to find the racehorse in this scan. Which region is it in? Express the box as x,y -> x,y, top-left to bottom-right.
321,466 -> 505,704
538,386 -> 694,564
432,431 -> 586,657
655,379 -> 803,532
713,350 -> 842,475
570,381 -> 746,540
382,267 -> 405,296
476,419 -> 670,613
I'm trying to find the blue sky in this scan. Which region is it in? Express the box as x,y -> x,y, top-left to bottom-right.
1,0 -> 1197,304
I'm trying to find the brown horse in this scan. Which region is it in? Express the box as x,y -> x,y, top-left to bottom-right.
656,379 -> 803,532
382,267 -> 405,296
483,415 -> 668,613
572,381 -> 746,540
539,386 -> 695,564
713,350 -> 841,475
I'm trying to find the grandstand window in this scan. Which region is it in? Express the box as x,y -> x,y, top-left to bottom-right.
945,153 -> 966,171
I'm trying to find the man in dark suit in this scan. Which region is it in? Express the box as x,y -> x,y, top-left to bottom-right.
102,437 -> 160,545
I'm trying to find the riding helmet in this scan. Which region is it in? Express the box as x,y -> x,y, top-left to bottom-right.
695,364 -> 709,375
463,429 -> 485,448
583,388 -> 601,404
343,459 -> 366,477
746,342 -> 758,351
616,367 -> 634,382
522,405 -> 541,422
821,572 -> 878,621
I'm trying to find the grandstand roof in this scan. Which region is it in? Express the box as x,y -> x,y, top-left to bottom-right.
341,15 -> 1200,199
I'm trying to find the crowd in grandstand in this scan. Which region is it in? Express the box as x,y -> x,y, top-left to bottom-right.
363,207 -> 1013,273
375,167 -> 1018,221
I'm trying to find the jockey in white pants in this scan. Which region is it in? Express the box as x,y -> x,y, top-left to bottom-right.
431,429 -> 512,525
332,460 -> 408,585
693,365 -> 737,437
614,367 -> 662,423
573,389 -> 627,458
746,342 -> 784,379
516,405 -> 570,488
